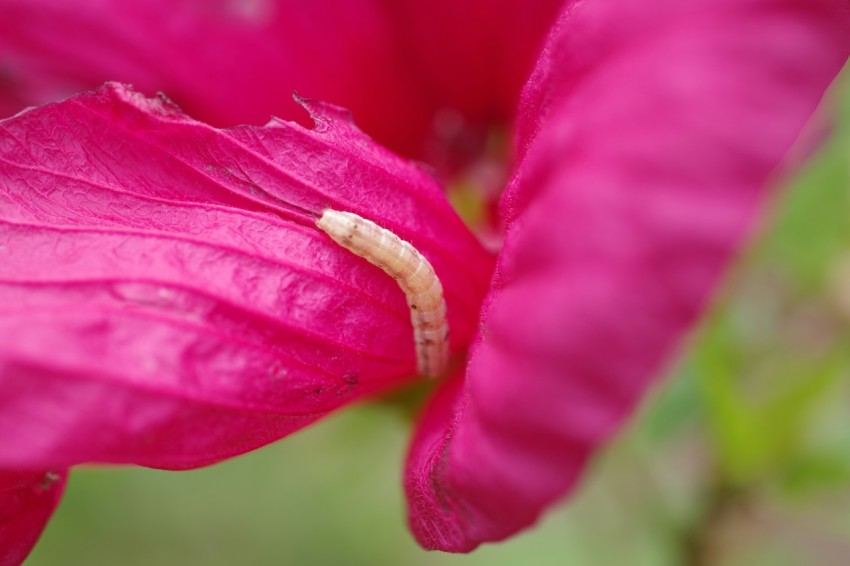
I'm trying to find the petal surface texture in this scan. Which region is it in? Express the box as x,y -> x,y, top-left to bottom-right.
0,84 -> 492,470
0,469 -> 66,566
406,0 -> 850,552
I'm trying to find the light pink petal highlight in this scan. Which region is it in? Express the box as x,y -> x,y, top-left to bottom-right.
407,0 -> 850,551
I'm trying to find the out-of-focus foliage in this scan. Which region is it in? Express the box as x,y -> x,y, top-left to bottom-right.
25,67 -> 850,566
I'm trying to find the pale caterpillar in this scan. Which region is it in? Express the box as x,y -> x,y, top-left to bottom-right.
316,210 -> 449,378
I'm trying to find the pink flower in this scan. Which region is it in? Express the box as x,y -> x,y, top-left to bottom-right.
1,0 -> 848,559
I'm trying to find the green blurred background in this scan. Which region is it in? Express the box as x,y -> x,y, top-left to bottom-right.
25,68 -> 850,565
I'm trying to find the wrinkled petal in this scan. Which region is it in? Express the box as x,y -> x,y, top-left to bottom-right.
0,83 -> 492,470
0,0 -> 560,159
406,0 -> 850,551
0,469 -> 66,566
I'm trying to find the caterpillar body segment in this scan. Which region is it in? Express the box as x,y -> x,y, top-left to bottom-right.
316,210 -> 449,378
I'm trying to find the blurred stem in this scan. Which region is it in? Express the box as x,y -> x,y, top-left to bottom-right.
681,472 -> 745,566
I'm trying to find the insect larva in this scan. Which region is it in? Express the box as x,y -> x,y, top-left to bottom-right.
316,209 -> 449,378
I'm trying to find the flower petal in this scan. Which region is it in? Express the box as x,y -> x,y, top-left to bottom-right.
0,83 -> 492,470
375,0 -> 563,124
0,0 -> 562,160
406,0 -> 850,551
0,0 -> 433,154
0,469 -> 66,566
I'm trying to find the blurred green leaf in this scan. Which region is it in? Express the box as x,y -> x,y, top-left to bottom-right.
692,71 -> 850,490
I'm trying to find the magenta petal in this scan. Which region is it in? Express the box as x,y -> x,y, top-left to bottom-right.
0,469 -> 66,566
378,0 -> 562,123
0,83 -> 492,470
0,0 -> 434,154
0,1 -> 568,158
406,0 -> 850,552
